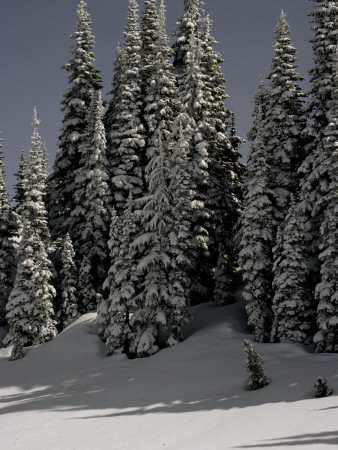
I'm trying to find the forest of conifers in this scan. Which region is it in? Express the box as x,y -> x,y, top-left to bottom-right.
0,0 -> 337,360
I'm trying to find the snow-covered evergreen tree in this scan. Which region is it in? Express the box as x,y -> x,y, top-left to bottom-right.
271,196 -> 315,343
130,126 -> 191,357
71,91 -> 112,304
176,28 -> 211,302
56,233 -> 79,330
172,0 -> 205,75
174,2 -> 243,303
237,106 -> 276,342
295,0 -> 338,297
48,0 -> 102,243
243,340 -> 269,390
166,114 -> 194,344
313,49 -> 338,352
4,109 -> 57,352
265,11 -> 306,223
13,146 -> 28,211
247,77 -> 269,142
103,195 -> 141,356
77,255 -> 98,314
130,132 -> 173,357
97,207 -> 121,338
0,137 -> 19,326
105,0 -> 146,214
140,0 -> 179,160
314,377 -> 333,397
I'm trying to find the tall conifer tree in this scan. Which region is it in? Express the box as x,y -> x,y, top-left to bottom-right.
49,0 -> 102,244
4,110 -> 57,353
173,0 -> 243,303
313,48 -> 338,352
140,0 -> 179,160
0,137 -> 19,326
296,0 -> 338,292
71,91 -> 112,308
271,196 -> 315,343
56,233 -> 79,330
265,11 -> 306,223
237,106 -> 276,342
105,0 -> 146,214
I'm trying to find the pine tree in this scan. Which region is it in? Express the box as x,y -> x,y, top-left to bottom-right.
174,2 -> 243,303
172,0 -> 205,75
71,91 -> 112,303
48,0 -> 102,242
313,50 -> 338,352
103,196 -> 141,355
166,113 -> 194,344
243,340 -> 269,390
129,131 -> 173,357
141,0 -> 179,160
105,0 -> 146,214
295,0 -> 338,296
314,377 -> 333,397
56,233 -> 79,330
0,136 -> 19,326
237,106 -> 276,342
247,77 -> 269,142
271,196 -> 315,343
201,15 -> 243,272
176,27 -> 211,302
4,109 -> 57,352
13,146 -> 28,210
97,207 -> 121,338
77,255 -> 98,314
265,11 -> 306,223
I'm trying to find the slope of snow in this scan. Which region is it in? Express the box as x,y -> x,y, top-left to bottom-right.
1,298 -> 338,450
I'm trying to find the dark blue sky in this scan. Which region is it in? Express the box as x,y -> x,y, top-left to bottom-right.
0,0 -> 313,199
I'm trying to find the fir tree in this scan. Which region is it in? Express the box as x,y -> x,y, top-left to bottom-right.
314,377 -> 333,397
0,137 -> 19,326
176,27 -> 211,302
105,0 -> 146,214
130,132 -> 173,357
48,0 -> 102,243
265,11 -> 306,223
174,2 -> 243,303
166,114 -> 194,344
172,0 -> 205,75
77,255 -> 98,314
271,196 -> 315,343
243,340 -> 269,390
247,77 -> 268,142
295,0 -> 338,299
103,196 -> 141,356
13,146 -> 28,211
4,109 -> 57,352
237,106 -> 276,342
313,51 -> 338,352
97,208 -> 121,338
140,0 -> 179,160
56,233 -> 79,330
71,91 -> 112,302
131,120 -> 194,356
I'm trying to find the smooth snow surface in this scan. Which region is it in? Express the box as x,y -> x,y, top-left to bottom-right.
1,298 -> 338,449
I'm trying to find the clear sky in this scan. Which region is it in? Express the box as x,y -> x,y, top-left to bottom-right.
0,0 -> 313,199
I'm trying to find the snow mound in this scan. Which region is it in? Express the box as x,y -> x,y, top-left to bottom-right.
1,300 -> 338,450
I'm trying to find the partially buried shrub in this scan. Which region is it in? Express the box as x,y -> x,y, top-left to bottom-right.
314,377 -> 333,398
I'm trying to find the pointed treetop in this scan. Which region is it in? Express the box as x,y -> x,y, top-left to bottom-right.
32,107 -> 40,130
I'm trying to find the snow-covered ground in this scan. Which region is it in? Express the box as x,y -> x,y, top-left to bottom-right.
1,298 -> 337,450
